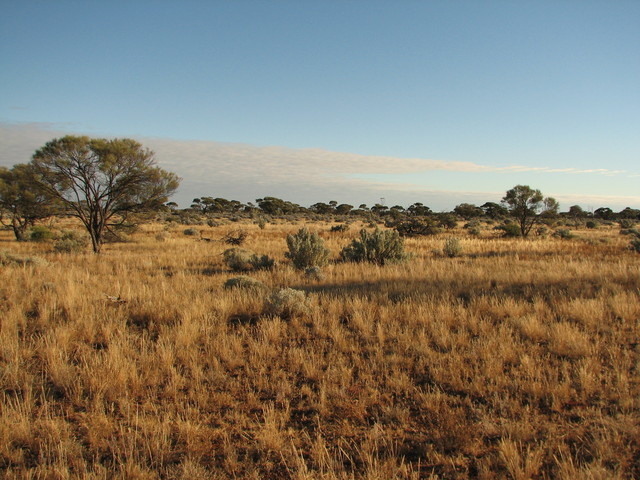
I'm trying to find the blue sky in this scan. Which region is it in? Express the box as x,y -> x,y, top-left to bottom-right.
1,0 -> 638,210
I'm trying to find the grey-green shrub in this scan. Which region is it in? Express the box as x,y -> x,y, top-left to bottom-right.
223,248 -> 275,272
443,238 -> 462,258
285,228 -> 330,270
304,265 -> 324,281
183,227 -> 200,236
553,228 -> 574,239
265,288 -> 310,318
224,275 -> 266,290
340,228 -> 408,265
53,230 -> 89,253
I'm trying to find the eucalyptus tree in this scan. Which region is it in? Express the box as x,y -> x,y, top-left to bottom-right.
30,135 -> 180,253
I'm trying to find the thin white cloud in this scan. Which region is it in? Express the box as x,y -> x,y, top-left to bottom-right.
1,122 -> 638,209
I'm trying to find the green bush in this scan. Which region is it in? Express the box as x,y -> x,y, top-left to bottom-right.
496,222 -> 521,238
223,248 -> 275,272
553,228 -> 574,239
585,220 -> 598,229
330,224 -> 349,233
183,228 -> 200,236
340,228 -> 408,265
53,230 -> 89,253
395,218 -> 441,237
29,225 -> 55,242
285,228 -> 330,270
443,238 -> 463,258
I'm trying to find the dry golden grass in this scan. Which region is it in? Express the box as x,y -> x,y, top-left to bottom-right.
1,220 -> 639,479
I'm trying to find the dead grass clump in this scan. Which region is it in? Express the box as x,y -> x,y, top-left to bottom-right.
223,275 -> 266,290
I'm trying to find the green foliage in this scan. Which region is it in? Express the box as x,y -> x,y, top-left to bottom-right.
285,228 -> 330,270
443,238 -> 463,258
53,230 -> 89,253
223,248 -> 275,272
585,220 -> 598,229
304,265 -> 325,281
29,225 -> 55,242
497,222 -> 522,238
31,135 -> 180,253
502,185 -> 552,237
340,228 -> 408,265
395,218 -> 441,237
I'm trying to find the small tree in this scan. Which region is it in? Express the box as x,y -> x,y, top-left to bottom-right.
30,136 -> 180,253
502,185 -> 555,237
285,228 -> 330,270
0,164 -> 53,241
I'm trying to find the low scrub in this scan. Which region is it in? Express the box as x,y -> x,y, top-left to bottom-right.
265,288 -> 310,318
223,275 -> 266,290
53,230 -> 89,253
223,248 -> 275,272
443,237 -> 463,257
285,228 -> 330,270
340,228 -> 408,265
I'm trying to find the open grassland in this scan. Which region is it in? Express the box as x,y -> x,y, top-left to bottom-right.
1,221 -> 639,479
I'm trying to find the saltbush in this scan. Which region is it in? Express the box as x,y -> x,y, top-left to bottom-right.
53,230 -> 89,253
285,228 -> 330,270
585,220 -> 598,229
340,228 -> 408,265
265,288 -> 310,318
443,238 -> 463,258
330,224 -> 349,233
553,228 -> 574,239
630,233 -> 640,254
304,265 -> 324,281
0,250 -> 49,267
223,248 -> 275,272
183,228 -> 200,236
496,223 -> 521,238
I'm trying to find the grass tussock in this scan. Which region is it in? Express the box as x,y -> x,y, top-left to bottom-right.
0,221 -> 639,479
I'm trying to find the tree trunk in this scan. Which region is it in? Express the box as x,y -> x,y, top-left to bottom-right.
11,217 -> 28,242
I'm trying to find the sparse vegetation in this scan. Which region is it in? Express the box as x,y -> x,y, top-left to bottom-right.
52,229 -> 89,253
443,237 -> 463,257
1,217 -> 639,479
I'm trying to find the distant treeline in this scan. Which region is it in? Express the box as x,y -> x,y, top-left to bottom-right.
174,196 -> 639,221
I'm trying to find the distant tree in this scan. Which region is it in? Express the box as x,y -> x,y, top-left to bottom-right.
541,197 -> 560,218
501,185 -> 554,237
618,207 -> 640,220
0,164 -> 54,241
437,212 -> 458,229
256,197 -> 303,215
310,202 -> 334,214
567,205 -> 586,219
480,202 -> 508,219
30,135 -> 180,253
407,202 -> 432,216
594,207 -> 614,220
453,203 -> 483,219
335,203 -> 353,215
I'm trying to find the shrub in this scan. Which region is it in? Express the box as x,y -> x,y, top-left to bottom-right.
443,238 -> 463,258
265,288 -> 310,318
618,219 -> 636,229
630,233 -> 640,254
53,230 -> 89,253
222,230 -> 248,246
395,218 -> 441,237
223,248 -> 275,272
340,228 -> 408,265
468,227 -> 481,236
330,224 -> 349,233
585,220 -> 598,229
496,222 -> 521,238
155,231 -> 170,242
553,228 -> 574,239
29,225 -> 55,242
304,265 -> 324,281
183,228 -> 200,236
223,275 -> 266,290
0,250 -> 49,267
285,228 -> 330,270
